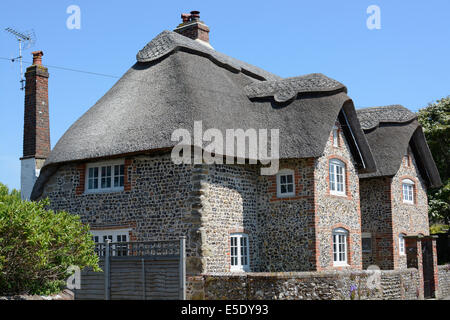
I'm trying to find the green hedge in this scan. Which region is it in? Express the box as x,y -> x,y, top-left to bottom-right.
0,183 -> 99,295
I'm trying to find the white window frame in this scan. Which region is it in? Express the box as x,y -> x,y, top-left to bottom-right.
333,228 -> 348,266
91,229 -> 130,257
276,169 -> 295,198
402,179 -> 414,204
329,159 -> 346,196
362,232 -> 372,253
399,234 -> 406,255
230,233 -> 250,272
85,160 -> 125,193
332,125 -> 339,147
91,229 -> 130,243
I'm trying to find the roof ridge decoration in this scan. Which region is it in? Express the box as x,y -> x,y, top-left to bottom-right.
244,73 -> 347,103
136,30 -> 281,81
357,105 -> 417,130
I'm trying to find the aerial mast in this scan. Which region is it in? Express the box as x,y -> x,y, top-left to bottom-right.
5,27 -> 36,90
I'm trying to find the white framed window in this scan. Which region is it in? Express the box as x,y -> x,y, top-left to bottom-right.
332,125 -> 339,147
91,229 -> 130,256
362,233 -> 372,253
399,234 -> 406,255
329,159 -> 346,196
402,179 -> 414,204
333,228 -> 348,266
230,233 -> 250,272
276,169 -> 295,198
86,160 -> 125,193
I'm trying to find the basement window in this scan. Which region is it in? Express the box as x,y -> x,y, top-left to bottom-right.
333,228 -> 348,266
230,233 -> 250,272
276,169 -> 295,198
402,179 -> 414,204
86,160 -> 125,193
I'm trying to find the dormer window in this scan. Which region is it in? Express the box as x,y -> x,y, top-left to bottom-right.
86,160 -> 125,193
329,159 -> 346,196
402,179 -> 414,204
276,169 -> 295,198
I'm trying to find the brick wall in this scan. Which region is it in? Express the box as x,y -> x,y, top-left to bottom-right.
23,64 -> 50,159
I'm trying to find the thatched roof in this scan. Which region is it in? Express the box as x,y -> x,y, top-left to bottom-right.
357,105 -> 442,188
31,30 -> 376,200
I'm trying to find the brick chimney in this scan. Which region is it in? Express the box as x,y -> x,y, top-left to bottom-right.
174,11 -> 212,48
20,50 -> 50,200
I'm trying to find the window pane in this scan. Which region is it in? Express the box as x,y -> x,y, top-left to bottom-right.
101,166 -> 112,188
114,164 -> 125,188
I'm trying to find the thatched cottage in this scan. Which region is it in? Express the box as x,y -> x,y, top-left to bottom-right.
24,12 -> 441,283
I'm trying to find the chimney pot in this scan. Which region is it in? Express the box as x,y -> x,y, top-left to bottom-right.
181,13 -> 191,23
32,51 -> 44,65
190,11 -> 200,21
174,10 -> 210,44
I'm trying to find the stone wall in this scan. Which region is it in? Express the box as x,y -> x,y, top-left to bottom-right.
40,121 -> 362,275
200,163 -> 260,273
438,264 -> 450,298
187,268 -> 421,300
360,177 -> 394,270
40,154 -> 203,272
257,158 -> 315,272
360,148 -> 430,270
391,148 -> 429,269
314,122 -> 362,270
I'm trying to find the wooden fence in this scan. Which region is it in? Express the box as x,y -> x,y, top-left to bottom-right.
74,237 -> 186,300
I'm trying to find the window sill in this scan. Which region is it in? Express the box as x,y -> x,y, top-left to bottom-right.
84,188 -> 124,195
333,263 -> 349,267
230,267 -> 250,273
330,191 -> 346,197
277,192 -> 296,199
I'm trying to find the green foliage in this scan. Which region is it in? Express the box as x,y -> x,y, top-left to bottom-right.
429,224 -> 449,234
0,183 -> 99,295
418,96 -> 450,225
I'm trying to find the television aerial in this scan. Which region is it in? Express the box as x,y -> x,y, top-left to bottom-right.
4,27 -> 36,90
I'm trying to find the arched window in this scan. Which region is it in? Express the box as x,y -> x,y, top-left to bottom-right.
329,159 -> 346,196
332,228 -> 348,266
276,169 -> 295,198
230,233 -> 250,272
402,179 -> 414,204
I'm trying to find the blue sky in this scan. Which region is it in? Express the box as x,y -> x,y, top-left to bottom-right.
0,0 -> 449,190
